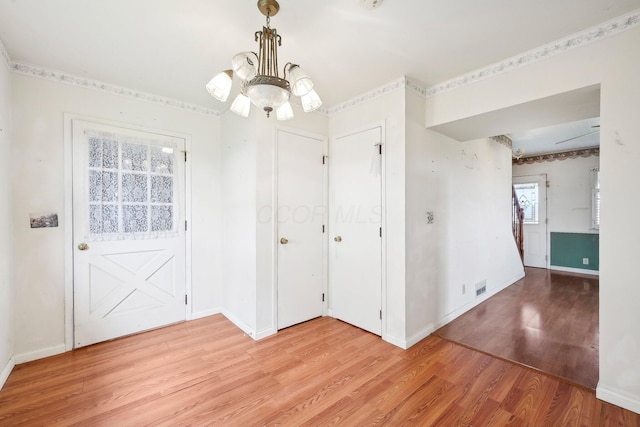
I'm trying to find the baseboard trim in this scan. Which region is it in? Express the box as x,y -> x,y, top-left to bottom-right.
255,328 -> 277,340
191,307 -> 222,320
385,324 -> 435,350
384,334 -> 408,349
597,385 -> 640,415
0,356 -> 15,390
550,265 -> 599,276
220,310 -> 257,340
14,344 -> 66,364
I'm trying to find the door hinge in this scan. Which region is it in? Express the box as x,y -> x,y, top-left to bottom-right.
184,151 -> 188,162
322,293 -> 325,302
322,224 -> 325,233
185,295 -> 188,305
379,227 -> 382,237
379,310 -> 382,320
545,255 -> 548,261
545,218 -> 548,224
379,144 -> 382,155
185,220 -> 188,231
322,155 -> 326,165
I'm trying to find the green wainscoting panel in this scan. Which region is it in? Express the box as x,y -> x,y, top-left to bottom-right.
550,232 -> 599,271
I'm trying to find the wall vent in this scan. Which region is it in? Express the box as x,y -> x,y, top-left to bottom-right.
475,280 -> 487,297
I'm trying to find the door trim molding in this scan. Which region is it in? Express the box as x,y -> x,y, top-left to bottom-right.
63,113 -> 192,350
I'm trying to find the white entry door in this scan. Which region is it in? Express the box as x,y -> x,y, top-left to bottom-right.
514,174 -> 548,268
72,119 -> 187,348
276,129 -> 326,329
330,126 -> 382,336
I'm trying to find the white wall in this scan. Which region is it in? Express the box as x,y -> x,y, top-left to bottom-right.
11,73 -> 222,359
0,50 -> 14,387
425,25 -> 640,413
513,156 -> 599,234
220,111 -> 258,335
405,90 -> 524,345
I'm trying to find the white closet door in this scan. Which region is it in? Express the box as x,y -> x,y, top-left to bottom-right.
330,126 -> 382,335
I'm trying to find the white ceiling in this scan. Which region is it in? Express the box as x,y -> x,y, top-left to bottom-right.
510,117 -> 600,157
1,0 -> 639,111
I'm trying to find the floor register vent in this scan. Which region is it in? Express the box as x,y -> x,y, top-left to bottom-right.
475,280 -> 487,297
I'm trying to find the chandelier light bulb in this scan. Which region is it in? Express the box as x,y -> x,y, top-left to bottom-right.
301,89 -> 322,113
230,93 -> 251,117
287,64 -> 313,97
232,52 -> 258,81
206,70 -> 233,102
276,102 -> 294,121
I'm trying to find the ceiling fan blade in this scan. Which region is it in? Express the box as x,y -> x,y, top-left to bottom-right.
554,130 -> 599,145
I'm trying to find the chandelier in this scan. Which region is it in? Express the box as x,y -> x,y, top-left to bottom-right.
206,0 -> 322,120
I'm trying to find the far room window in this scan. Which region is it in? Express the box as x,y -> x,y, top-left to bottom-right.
514,182 -> 539,224
592,168 -> 600,229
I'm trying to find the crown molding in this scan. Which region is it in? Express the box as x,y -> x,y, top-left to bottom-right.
426,8 -> 640,98
9,61 -> 221,117
490,135 -> 513,149
513,147 -> 599,165
0,39 -> 10,70
326,76 -> 427,115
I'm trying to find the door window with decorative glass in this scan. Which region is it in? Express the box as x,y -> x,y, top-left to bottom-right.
513,182 -> 539,224
86,131 -> 177,240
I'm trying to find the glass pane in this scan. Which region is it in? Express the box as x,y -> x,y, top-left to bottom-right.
514,183 -> 539,224
151,205 -> 173,232
89,171 -> 118,202
150,146 -> 174,174
122,205 -> 148,233
89,137 -> 118,169
90,204 -> 119,234
122,173 -> 148,202
151,176 -> 173,203
122,142 -> 148,171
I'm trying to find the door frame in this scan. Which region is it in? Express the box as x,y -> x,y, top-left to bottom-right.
63,114 -> 192,351
273,126 -> 329,331
328,120 -> 386,340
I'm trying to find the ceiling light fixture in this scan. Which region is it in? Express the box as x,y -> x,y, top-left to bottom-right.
206,0 -> 322,120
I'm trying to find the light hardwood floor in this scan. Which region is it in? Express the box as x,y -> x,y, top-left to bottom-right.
436,267 -> 599,390
1,314 -> 638,426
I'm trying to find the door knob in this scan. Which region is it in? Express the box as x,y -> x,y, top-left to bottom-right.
78,243 -> 89,251
334,236 -> 342,242
280,237 -> 289,245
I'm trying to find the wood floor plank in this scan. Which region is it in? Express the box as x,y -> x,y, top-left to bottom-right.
1,314 -> 638,425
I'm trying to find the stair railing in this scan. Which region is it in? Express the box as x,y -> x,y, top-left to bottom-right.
512,186 -> 524,262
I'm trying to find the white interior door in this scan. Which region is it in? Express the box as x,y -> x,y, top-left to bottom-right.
514,174 -> 548,268
330,126 -> 382,336
72,119 -> 186,348
277,129 -> 325,329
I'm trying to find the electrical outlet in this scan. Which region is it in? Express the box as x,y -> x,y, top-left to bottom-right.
583,258 -> 589,265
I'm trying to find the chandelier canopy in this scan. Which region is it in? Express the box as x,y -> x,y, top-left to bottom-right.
206,0 -> 322,120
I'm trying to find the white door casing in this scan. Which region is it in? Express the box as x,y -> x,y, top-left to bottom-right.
330,126 -> 383,336
276,129 -> 326,330
72,119 -> 187,348
514,174 -> 548,268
